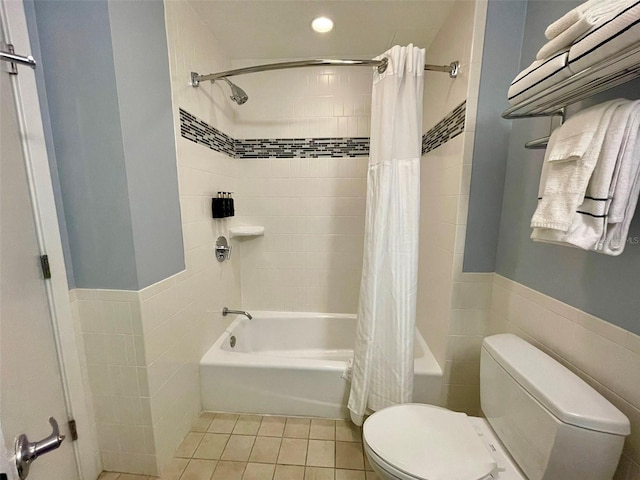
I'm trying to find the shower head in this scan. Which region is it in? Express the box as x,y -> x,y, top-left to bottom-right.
221,77 -> 248,105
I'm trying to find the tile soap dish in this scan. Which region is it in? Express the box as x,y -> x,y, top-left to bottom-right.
229,226 -> 264,238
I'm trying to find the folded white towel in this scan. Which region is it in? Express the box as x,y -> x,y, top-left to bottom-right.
532,101 -> 639,250
531,99 -> 626,231
568,0 -> 640,74
537,17 -> 594,60
545,0 -> 630,40
508,50 -> 571,106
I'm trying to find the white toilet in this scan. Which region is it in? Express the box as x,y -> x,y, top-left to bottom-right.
363,334 -> 630,480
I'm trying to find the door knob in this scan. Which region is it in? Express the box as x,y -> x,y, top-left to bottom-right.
15,417 -> 65,479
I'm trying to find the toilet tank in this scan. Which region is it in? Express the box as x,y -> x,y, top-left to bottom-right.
480,334 -> 630,480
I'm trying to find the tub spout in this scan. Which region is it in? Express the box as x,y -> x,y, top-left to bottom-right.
222,307 -> 252,320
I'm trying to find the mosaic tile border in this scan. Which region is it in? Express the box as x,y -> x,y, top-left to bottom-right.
422,101 -> 466,154
179,109 -> 235,157
235,137 -> 369,158
179,103 -> 465,159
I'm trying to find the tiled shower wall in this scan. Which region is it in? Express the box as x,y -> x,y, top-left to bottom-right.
415,0 -> 491,414
233,64 -> 373,312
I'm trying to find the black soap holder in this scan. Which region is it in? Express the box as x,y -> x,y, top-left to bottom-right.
212,192 -> 235,218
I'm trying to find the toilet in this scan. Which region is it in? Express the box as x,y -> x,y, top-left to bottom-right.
363,334 -> 630,480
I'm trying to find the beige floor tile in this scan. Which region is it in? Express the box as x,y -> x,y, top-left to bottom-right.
243,462 -> 276,480
180,459 -> 217,480
192,412 -> 216,433
277,438 -> 308,466
212,461 -> 246,480
98,474 -> 120,480
159,457 -> 189,480
274,465 -> 305,480
175,432 -> 205,458
259,416 -> 286,437
306,440 -> 335,468
222,435 -> 257,461
309,420 -> 335,441
335,421 -> 361,443
284,418 -> 310,439
365,472 -> 380,480
234,415 -> 263,435
304,467 -> 334,480
194,433 -> 230,460
118,475 -> 148,480
335,442 -> 364,470
249,436 -> 282,463
209,413 -> 239,434
335,470 -> 365,480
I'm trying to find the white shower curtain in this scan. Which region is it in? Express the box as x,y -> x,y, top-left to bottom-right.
348,44 -> 424,426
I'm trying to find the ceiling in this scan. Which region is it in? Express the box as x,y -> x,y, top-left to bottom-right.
186,1 -> 456,60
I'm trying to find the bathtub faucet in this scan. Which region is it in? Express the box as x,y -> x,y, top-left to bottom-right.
222,307 -> 252,320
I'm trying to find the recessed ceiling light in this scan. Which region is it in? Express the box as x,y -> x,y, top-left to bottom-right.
311,16 -> 334,33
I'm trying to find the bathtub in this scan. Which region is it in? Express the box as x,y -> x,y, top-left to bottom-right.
200,311 -> 443,418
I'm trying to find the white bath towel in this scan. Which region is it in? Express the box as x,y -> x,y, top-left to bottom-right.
568,0 -> 640,74
508,50 -> 571,106
531,99 -> 626,231
602,109 -> 640,255
532,101 -> 639,250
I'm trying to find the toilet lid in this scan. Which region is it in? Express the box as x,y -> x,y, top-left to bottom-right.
363,404 -> 497,480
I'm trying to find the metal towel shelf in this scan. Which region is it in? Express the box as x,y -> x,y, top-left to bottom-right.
502,42 -> 640,149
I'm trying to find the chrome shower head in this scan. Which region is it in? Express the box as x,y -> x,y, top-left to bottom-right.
221,77 -> 248,105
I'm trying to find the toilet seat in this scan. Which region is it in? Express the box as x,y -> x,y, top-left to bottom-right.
363,404 -> 498,480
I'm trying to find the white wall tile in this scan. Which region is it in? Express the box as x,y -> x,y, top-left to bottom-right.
491,275 -> 640,475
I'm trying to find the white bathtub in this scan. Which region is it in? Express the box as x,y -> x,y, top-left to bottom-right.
200,312 -> 443,418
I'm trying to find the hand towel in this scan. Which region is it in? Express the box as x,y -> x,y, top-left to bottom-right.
545,0 -> 605,39
508,50 -> 571,106
537,16 -> 594,60
544,0 -> 633,39
568,0 -> 640,74
531,99 -> 626,231
532,101 -> 639,250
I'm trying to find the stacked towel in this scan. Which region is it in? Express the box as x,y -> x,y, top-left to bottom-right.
508,0 -> 640,106
531,99 -> 640,255
538,0 -> 637,60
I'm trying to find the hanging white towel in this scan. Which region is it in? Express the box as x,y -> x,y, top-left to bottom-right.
348,44 -> 423,426
531,99 -> 626,231
532,101 -> 639,250
602,112 -> 640,255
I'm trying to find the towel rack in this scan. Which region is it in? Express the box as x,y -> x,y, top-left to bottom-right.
502,42 -> 640,149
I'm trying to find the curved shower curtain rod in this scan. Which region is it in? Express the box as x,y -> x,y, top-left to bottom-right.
190,57 -> 459,88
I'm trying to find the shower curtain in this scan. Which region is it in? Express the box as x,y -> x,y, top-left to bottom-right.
348,44 -> 424,426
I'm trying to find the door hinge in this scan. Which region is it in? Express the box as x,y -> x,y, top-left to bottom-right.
40,254 -> 51,279
5,44 -> 18,75
68,419 -> 78,441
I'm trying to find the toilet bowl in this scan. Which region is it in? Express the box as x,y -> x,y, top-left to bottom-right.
361,334 -> 630,480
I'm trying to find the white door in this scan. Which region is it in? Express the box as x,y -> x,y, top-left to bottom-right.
0,21 -> 80,480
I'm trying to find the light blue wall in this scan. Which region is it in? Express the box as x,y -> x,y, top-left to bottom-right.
108,1 -> 184,288
28,0 -> 184,290
493,0 -> 640,336
463,0 -> 527,272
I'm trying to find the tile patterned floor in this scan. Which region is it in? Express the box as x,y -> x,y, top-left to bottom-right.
99,413 -> 381,480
